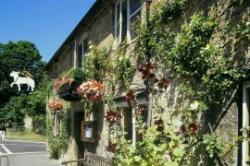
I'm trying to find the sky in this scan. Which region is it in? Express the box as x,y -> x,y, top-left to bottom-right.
0,0 -> 96,62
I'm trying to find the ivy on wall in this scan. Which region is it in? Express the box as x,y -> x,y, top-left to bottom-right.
113,0 -> 249,165
47,109 -> 70,159
46,0 -> 249,164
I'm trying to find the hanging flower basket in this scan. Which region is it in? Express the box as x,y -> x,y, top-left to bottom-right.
77,80 -> 104,101
53,77 -> 73,93
48,101 -> 63,111
53,77 -> 81,101
105,111 -> 121,126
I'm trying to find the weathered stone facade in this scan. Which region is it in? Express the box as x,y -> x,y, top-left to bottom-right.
46,0 -> 249,165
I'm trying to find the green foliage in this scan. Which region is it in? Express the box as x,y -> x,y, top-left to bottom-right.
151,0 -> 188,24
84,46 -> 111,81
0,74 -> 48,130
0,95 -> 26,127
114,56 -> 136,88
114,0 -> 248,165
202,134 -> 225,158
62,68 -> 86,83
114,126 -> 186,166
0,41 -> 44,107
167,13 -> 216,79
26,76 -> 48,117
47,110 -> 70,159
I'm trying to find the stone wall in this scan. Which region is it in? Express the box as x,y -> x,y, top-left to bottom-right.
47,1 -> 115,162
148,0 -> 249,165
46,0 -> 249,164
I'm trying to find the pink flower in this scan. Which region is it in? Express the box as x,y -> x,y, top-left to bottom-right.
48,101 -> 63,111
53,77 -> 73,93
77,80 -> 104,101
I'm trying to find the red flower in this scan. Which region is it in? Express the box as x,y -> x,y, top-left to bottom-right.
139,62 -> 156,80
107,141 -> 117,152
125,90 -> 135,105
154,117 -> 164,132
105,111 -> 121,126
188,123 -> 198,134
158,78 -> 170,88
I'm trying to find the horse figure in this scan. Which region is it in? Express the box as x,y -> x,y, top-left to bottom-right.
10,71 -> 35,92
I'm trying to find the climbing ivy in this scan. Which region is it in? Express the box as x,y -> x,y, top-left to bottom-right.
113,0 -> 248,165
47,110 -> 70,159
84,46 -> 111,81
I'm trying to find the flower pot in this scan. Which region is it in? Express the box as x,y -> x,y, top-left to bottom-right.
58,81 -> 81,101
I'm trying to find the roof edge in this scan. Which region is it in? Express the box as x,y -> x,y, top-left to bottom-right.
46,0 -> 105,69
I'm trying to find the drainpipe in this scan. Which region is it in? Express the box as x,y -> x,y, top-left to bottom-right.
242,84 -> 249,166
145,0 -> 153,126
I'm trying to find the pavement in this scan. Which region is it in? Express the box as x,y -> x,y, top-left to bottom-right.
0,140 -> 60,166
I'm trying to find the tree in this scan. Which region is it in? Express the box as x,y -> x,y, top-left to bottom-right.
0,41 -> 47,128
0,41 -> 44,106
0,95 -> 27,127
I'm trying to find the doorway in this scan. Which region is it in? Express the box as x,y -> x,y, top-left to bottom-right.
74,111 -> 85,159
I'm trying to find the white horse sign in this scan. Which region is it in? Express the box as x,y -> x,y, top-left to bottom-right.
10,71 -> 35,92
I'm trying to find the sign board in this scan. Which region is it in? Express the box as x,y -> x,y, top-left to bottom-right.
81,121 -> 97,143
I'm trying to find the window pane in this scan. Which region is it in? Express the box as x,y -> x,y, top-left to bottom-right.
121,0 -> 127,41
130,0 -> 141,15
116,2 -> 120,23
124,108 -> 132,140
130,10 -> 141,39
115,23 -> 120,41
78,44 -> 82,68
83,38 -> 88,53
115,1 -> 121,42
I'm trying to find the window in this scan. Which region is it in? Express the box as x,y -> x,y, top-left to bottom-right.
114,0 -> 142,45
123,108 -> 132,140
121,106 -> 148,142
77,44 -> 83,68
77,38 -> 88,68
129,0 -> 142,39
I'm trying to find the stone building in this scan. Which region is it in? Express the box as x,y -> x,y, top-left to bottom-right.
46,0 -> 249,165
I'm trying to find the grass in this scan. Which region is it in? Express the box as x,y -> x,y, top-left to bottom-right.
5,130 -> 46,142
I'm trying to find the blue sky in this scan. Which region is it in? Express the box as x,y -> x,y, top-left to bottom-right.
0,0 -> 96,62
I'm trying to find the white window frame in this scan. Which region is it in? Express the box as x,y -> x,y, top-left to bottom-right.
242,82 -> 250,166
114,0 -> 142,46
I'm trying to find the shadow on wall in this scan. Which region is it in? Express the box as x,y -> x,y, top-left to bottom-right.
84,101 -> 105,155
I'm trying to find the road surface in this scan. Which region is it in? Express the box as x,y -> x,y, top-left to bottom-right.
0,140 -> 60,166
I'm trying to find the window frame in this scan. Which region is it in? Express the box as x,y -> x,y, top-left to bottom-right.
77,37 -> 88,68
114,0 -> 142,46
242,82 -> 250,165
